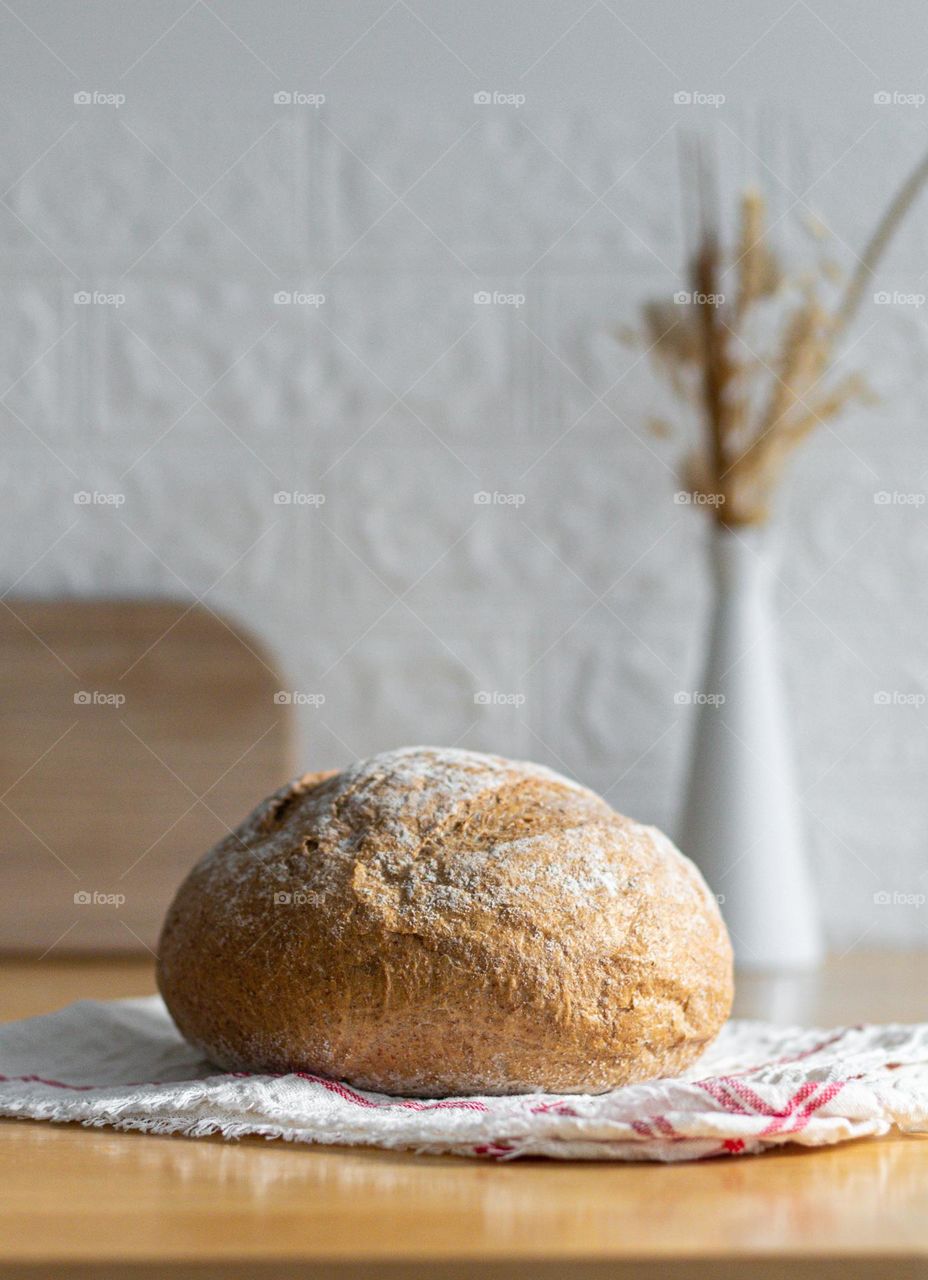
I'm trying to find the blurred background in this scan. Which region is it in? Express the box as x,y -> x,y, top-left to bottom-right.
3,0 -> 928,952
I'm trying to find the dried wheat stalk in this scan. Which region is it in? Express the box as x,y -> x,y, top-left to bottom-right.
643,142 -> 928,526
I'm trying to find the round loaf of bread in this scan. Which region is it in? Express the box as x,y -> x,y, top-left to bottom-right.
157,746 -> 733,1095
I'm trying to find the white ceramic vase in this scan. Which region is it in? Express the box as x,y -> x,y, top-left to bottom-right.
677,524 -> 823,971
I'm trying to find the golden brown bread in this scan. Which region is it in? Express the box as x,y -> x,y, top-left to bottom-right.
157,747 -> 733,1095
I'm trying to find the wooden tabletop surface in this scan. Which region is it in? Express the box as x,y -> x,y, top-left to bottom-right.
2,952 -> 927,1279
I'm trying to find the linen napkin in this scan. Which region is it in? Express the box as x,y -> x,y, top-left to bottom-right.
2,996 -> 927,1160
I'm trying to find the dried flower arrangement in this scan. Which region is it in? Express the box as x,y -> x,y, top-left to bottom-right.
638,142 -> 928,526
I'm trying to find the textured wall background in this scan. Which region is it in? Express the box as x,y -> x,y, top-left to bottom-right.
4,0 -> 928,948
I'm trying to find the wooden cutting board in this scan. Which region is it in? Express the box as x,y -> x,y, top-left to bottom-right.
0,599 -> 295,953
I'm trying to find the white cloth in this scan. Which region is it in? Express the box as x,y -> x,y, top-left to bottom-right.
2,997 -> 928,1160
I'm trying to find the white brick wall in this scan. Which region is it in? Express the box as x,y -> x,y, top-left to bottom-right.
4,1 -> 928,947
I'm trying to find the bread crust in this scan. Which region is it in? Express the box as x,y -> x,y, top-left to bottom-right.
157,747 -> 733,1095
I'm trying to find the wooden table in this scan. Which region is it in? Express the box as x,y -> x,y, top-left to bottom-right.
2,953 -> 927,1279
